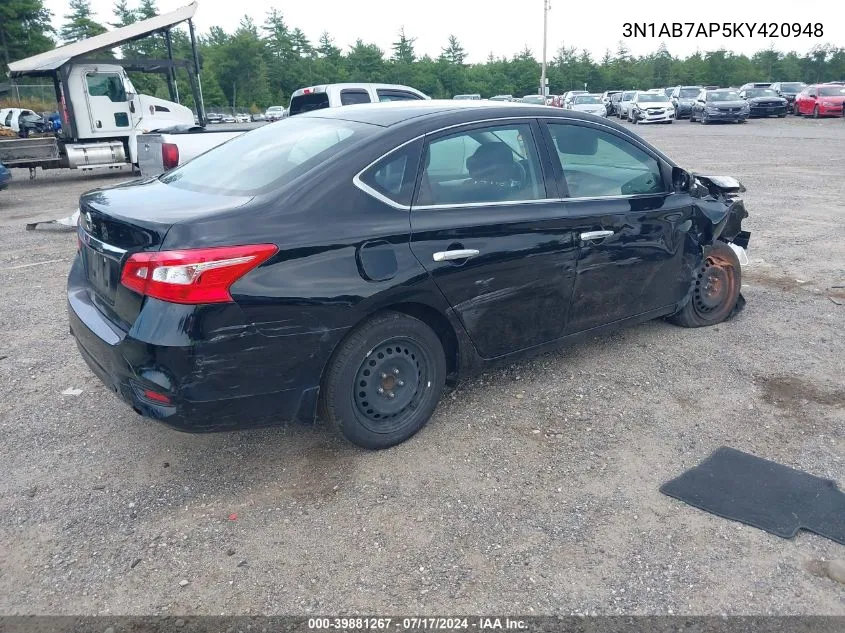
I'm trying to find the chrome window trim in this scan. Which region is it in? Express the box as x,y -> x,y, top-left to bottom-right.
352,115 -> 672,210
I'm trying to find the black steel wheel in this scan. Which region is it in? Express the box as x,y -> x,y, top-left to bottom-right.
352,338 -> 432,435
319,311 -> 446,449
669,242 -> 742,328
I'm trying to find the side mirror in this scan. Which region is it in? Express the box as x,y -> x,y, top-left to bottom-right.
672,166 -> 691,193
125,91 -> 136,102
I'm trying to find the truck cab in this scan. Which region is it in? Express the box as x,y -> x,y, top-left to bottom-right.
65,63 -> 194,162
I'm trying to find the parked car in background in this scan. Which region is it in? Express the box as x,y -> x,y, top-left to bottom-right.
617,91 -> 636,119
235,113 -> 250,123
221,114 -> 236,124
739,87 -> 787,117
205,112 -> 223,124
570,94 -> 607,117
251,112 -> 266,122
606,92 -> 623,116
67,100 -> 750,449
265,106 -> 285,121
289,84 -> 429,116
690,89 -> 749,124
562,90 -> 588,108
0,161 -> 11,190
629,91 -> 675,124
521,95 -> 546,105
661,87 -> 674,98
489,95 -> 514,102
453,94 -> 481,100
601,90 -> 621,114
793,84 -> 845,117
670,86 -> 705,119
1,107 -> 41,133
770,82 -> 806,111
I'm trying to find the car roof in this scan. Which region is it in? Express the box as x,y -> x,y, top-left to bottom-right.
295,99 -> 615,128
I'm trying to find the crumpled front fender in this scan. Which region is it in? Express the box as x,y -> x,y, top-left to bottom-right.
688,174 -> 750,246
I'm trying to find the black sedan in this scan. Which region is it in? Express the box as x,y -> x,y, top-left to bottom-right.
68,101 -> 750,449
739,88 -> 788,117
690,89 -> 750,124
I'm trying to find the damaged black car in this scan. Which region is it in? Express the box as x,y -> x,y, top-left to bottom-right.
68,101 -> 750,449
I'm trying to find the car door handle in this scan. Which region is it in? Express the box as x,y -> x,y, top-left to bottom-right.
580,230 -> 615,241
432,249 -> 480,262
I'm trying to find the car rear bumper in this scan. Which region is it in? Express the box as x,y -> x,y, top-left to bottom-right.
67,256 -> 339,432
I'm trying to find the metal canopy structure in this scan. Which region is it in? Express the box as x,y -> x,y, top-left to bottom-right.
7,2 -> 199,76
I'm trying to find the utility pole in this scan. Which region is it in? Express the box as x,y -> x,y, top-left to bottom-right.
540,0 -> 549,96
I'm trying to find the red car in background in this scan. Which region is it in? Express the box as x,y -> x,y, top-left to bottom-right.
793,84 -> 845,117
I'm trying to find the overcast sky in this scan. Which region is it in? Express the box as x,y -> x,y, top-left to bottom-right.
43,0 -> 843,63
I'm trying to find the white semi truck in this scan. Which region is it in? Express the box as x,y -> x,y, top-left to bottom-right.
0,2 -> 238,176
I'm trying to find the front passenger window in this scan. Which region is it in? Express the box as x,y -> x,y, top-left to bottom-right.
416,123 -> 545,206
546,123 -> 664,198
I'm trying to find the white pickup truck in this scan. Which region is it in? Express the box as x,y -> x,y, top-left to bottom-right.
137,83 -> 429,178
136,126 -> 248,178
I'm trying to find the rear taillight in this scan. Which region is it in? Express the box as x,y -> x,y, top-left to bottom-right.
120,244 -> 277,304
161,142 -> 179,170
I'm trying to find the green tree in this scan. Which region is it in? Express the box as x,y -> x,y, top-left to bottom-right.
391,27 -> 416,64
60,0 -> 106,44
0,0 -> 54,73
441,35 -> 466,64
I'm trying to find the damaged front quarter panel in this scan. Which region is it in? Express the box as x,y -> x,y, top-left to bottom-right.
675,173 -> 751,319
688,174 -> 750,247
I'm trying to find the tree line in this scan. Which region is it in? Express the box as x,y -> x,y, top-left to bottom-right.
3,0 -> 845,112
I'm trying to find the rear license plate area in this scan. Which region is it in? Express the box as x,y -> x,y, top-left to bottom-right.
82,244 -> 119,304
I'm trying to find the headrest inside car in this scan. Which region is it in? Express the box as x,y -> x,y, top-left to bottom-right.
466,142 -> 515,180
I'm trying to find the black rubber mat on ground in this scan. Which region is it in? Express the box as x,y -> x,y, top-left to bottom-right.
660,446 -> 845,544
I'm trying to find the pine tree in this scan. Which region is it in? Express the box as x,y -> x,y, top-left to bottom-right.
110,0 -> 135,28
60,0 -> 106,44
0,0 -> 54,72
440,35 -> 466,64
391,27 -> 416,64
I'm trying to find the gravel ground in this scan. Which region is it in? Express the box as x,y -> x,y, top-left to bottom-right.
0,116 -> 843,616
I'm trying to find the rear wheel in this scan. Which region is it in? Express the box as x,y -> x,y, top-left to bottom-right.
813,105 -> 820,118
669,243 -> 742,328
319,312 -> 446,449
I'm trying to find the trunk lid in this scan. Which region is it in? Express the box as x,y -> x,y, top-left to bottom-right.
77,178 -> 251,330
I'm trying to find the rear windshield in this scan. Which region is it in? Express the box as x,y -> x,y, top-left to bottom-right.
779,83 -> 804,92
636,93 -> 666,102
159,118 -> 374,196
289,93 -> 330,115
819,86 -> 845,97
679,88 -> 701,97
708,91 -> 741,101
574,95 -> 602,104
745,89 -> 778,97
621,92 -> 634,99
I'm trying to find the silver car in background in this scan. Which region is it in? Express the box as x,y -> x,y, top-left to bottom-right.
570,94 -> 607,117
617,90 -> 636,119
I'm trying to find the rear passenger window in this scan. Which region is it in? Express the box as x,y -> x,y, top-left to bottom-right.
377,90 -> 422,102
546,123 -> 664,198
417,123 -> 545,206
340,90 -> 371,106
358,144 -> 420,207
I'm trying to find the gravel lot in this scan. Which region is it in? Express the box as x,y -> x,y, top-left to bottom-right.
0,116 -> 843,616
